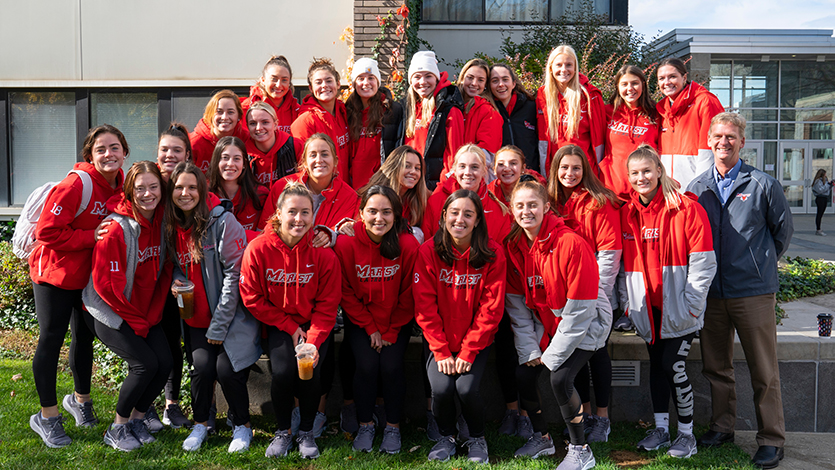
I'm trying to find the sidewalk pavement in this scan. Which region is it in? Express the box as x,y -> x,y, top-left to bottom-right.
735,430 -> 835,470
784,214 -> 835,261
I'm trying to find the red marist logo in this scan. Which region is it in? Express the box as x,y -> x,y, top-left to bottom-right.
356,264 -> 400,279
527,275 -> 544,288
266,268 -> 314,285
736,193 -> 751,202
607,121 -> 649,136
439,269 -> 482,286
90,201 -> 108,217
641,227 -> 659,241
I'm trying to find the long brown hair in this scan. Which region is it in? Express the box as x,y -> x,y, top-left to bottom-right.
207,136 -> 263,212
457,58 -> 496,112
610,65 -> 656,122
122,161 -> 164,222
360,145 -> 427,226
258,55 -> 295,99
346,81 -> 388,141
299,133 -> 339,179
434,189 -> 495,269
548,144 -> 619,211
165,162 -> 210,264
360,185 -> 408,260
489,63 -> 535,102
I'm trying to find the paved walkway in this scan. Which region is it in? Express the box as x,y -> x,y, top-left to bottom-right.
785,214 -> 835,261
736,430 -> 835,470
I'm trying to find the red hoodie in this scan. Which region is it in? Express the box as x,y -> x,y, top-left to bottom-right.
173,225 -> 212,329
656,81 -> 724,188
536,73 -> 606,178
504,212 -> 599,351
290,94 -> 350,180
333,222 -> 420,343
422,178 -> 512,244
216,185 -> 269,242
601,103 -> 659,199
556,186 -> 622,254
462,96 -> 502,155
347,107 -> 384,190
404,71 -> 465,178
189,119 -> 250,174
245,129 -> 302,187
241,85 -> 301,133
239,227 -> 340,348
258,172 -> 359,232
90,196 -> 171,338
30,162 -> 124,290
487,169 -> 547,207
413,238 -> 506,363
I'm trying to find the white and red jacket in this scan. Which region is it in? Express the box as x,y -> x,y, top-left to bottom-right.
257,172 -> 359,232
462,96 -> 503,158
656,82 -> 724,189
290,94 -> 350,180
619,189 -> 717,343
536,73 -> 606,178
504,212 -> 603,371
29,162 -> 124,290
239,228 -> 340,349
241,85 -> 301,133
189,119 -> 250,174
413,239 -> 506,363
601,103 -> 659,199
421,177 -> 512,244
334,223 -> 420,343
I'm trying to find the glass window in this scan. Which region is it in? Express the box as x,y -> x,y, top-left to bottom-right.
423,0 -> 481,21
738,108 -> 777,122
486,0 -> 547,21
91,93 -> 158,165
780,61 -> 835,109
763,141 -> 777,178
172,92 -> 215,133
551,0 -> 609,19
780,123 -> 833,140
747,123 -> 778,140
781,109 -> 834,122
732,61 -> 778,108
709,61 -> 732,107
10,92 -> 77,205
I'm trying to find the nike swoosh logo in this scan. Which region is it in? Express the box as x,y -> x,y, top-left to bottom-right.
245,213 -> 256,220
306,264 -> 314,267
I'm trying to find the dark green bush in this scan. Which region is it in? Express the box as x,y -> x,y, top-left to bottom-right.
777,257 -> 835,302
0,241 -> 37,330
0,219 -> 15,243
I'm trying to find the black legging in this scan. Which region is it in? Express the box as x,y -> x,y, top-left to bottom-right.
160,293 -> 184,402
265,326 -> 332,432
31,282 -> 95,408
338,331 -> 355,402
574,343 -> 612,408
425,343 -> 491,439
517,348 -> 595,445
494,312 -> 520,404
816,196 -> 828,230
87,316 -> 172,418
350,322 -> 411,425
185,325 -> 251,425
646,332 -> 696,425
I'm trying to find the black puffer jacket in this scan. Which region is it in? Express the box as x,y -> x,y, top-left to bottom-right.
496,91 -> 539,173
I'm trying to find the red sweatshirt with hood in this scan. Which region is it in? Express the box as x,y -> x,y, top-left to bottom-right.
241,86 -> 301,133
535,73 -> 606,178
215,185 -> 269,242
656,81 -> 724,189
422,178 -> 512,244
30,162 -> 124,290
245,129 -> 302,187
90,196 -> 171,337
462,95 -> 503,156
487,169 -> 546,207
601,103 -> 659,199
290,94 -> 350,180
334,222 -> 420,343
239,227 -> 340,348
413,238 -> 506,363
347,107 -> 384,191
258,172 -> 359,232
189,119 -> 250,174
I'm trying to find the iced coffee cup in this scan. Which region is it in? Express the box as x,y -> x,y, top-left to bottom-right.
172,280 -> 195,320
295,343 -> 317,380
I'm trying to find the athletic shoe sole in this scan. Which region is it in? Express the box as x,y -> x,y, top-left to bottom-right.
638,441 -> 671,451
29,414 -> 71,449
668,446 -> 698,458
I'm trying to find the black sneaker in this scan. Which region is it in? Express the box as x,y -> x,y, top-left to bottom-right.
498,409 -> 519,436
128,418 -> 156,444
163,403 -> 191,429
206,403 -> 217,435
62,394 -> 99,427
30,411 -> 72,448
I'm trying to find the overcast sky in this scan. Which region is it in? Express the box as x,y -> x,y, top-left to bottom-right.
629,0 -> 835,42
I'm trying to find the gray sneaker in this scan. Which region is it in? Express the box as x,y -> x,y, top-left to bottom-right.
353,423 -> 375,452
62,394 -> 99,427
517,415 -> 534,440
312,411 -> 327,438
340,403 -> 359,434
163,403 -> 191,429
556,443 -> 596,470
426,411 -> 442,441
514,432 -> 556,459
637,427 -> 671,451
456,414 -> 471,441
30,412 -> 72,448
498,409 -> 519,436
182,423 -> 208,451
379,425 -> 401,454
104,422 -> 142,452
613,315 -> 634,332
128,418 -> 156,445
587,416 -> 610,443
465,436 -> 489,464
297,430 -> 320,459
143,407 -> 164,433
667,432 -> 698,458
428,435 -> 457,461
265,429 -> 292,458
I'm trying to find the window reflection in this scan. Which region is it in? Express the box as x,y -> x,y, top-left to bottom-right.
91,93 -> 158,164
781,61 -> 835,109
732,61 -> 778,108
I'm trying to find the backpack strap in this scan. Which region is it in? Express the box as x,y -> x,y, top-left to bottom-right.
69,170 -> 94,218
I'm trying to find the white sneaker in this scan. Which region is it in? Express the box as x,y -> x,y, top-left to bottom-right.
228,425 -> 252,453
182,423 -> 208,451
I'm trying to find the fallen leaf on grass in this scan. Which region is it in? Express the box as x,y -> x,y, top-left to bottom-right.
409,445 -> 421,452
12,374 -> 22,381
10,391 -> 15,397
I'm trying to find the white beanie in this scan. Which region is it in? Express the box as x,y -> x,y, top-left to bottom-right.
408,51 -> 440,81
351,58 -> 381,85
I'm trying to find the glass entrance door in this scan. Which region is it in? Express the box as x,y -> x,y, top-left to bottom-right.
779,141 -> 835,213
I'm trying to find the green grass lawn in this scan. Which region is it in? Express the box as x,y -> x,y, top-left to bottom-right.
0,358 -> 757,469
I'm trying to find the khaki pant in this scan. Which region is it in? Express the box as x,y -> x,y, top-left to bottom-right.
700,294 -> 785,447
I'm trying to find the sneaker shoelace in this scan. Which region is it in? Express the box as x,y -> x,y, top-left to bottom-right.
79,402 -> 98,425
518,417 -> 533,435
47,415 -> 68,437
465,437 -> 487,453
383,426 -> 399,438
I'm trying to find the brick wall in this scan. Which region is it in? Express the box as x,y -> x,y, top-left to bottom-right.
353,0 -> 406,81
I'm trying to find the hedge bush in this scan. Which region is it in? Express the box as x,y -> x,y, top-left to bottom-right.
777,257 -> 835,301
0,241 -> 36,331
0,220 -> 15,243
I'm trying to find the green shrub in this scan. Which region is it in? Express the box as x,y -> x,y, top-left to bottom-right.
0,241 -> 37,331
0,219 -> 15,243
777,257 -> 835,302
